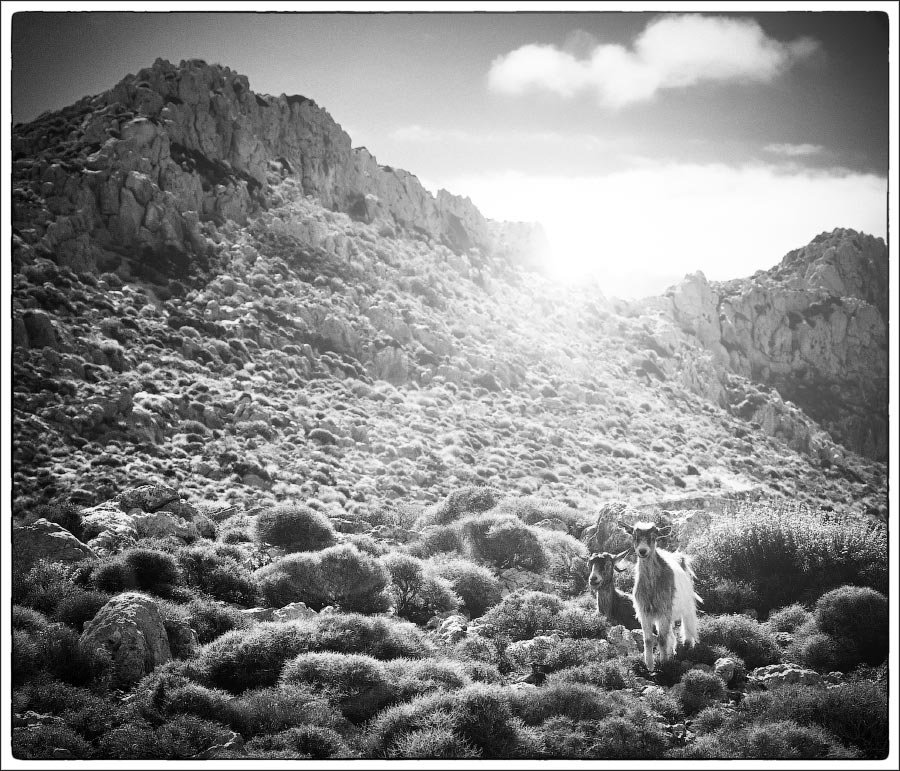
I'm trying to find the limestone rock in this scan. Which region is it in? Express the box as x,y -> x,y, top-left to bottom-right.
713,656 -> 739,686
116,484 -> 181,513
13,518 -> 96,570
607,624 -> 640,656
272,601 -> 316,623
749,663 -> 823,690
79,592 -> 172,686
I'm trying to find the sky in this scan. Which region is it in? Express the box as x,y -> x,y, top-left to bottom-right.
5,3 -> 894,297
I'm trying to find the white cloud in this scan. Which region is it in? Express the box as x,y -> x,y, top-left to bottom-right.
440,162 -> 886,298
764,142 -> 825,157
488,14 -> 819,108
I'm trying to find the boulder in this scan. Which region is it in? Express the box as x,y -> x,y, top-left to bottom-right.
13,518 -> 96,570
241,607 -> 275,623
116,484 -> 181,513
607,624 -> 640,656
713,656 -> 740,686
79,592 -> 172,686
130,511 -> 200,541
749,663 -> 824,690
272,601 -> 316,623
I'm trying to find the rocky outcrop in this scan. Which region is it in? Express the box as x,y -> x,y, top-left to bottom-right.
12,58 -> 542,281
666,230 -> 887,460
78,592 -> 172,686
13,518 -> 96,570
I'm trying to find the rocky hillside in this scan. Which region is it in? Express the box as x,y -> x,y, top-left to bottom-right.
653,230 -> 888,460
11,58 -> 887,527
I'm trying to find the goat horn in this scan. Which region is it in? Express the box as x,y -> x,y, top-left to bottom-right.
614,547 -> 631,562
617,519 -> 632,533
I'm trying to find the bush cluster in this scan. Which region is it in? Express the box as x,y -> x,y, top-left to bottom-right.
688,506 -> 887,615
253,503 -> 337,552
381,553 -> 459,624
255,543 -> 390,612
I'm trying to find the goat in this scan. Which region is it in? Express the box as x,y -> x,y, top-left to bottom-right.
618,519 -> 701,671
586,549 -> 640,629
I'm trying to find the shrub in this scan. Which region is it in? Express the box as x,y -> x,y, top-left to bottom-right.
12,559 -> 77,615
281,652 -> 395,722
688,505 -> 887,615
177,543 -> 259,605
255,544 -> 390,613
196,622 -> 315,694
700,579 -> 761,615
676,668 -> 727,714
95,719 -> 160,758
813,585 -> 888,667
478,591 -> 564,642
692,705 -> 729,734
643,687 -> 683,722
384,658 -> 471,701
459,513 -> 547,571
244,726 -> 352,759
152,715 -> 234,759
230,683 -> 344,739
387,727 -> 480,759
423,486 -> 501,527
542,530 -> 591,596
90,558 -> 137,593
53,589 -> 110,632
794,630 -> 859,673
253,503 -> 337,552
588,714 -> 669,758
550,659 -> 635,691
12,607 -> 106,687
429,557 -> 501,617
698,614 -> 780,669
408,525 -> 466,559
741,681 -> 887,758
510,681 -> 623,725
12,724 -> 93,759
765,602 -> 812,632
675,719 -> 856,759
493,495 -> 583,533
122,548 -> 181,593
363,685 -> 522,758
25,501 -> 85,541
182,596 -> 250,644
290,612 -> 432,660
382,553 -> 459,624
157,682 -> 235,723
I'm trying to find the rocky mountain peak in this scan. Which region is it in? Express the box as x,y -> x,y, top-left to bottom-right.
666,228 -> 887,460
12,57 -> 546,281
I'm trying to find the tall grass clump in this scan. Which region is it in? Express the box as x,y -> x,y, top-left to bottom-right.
687,504 -> 887,615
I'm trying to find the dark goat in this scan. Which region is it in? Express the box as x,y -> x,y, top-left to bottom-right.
586,549 -> 639,629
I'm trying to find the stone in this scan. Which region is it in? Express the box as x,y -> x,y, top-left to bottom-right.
607,625 -> 640,656
713,656 -> 739,686
241,607 -> 275,623
749,663 -> 824,690
13,518 -> 96,570
130,511 -> 200,541
79,592 -> 172,687
272,601 -> 316,622
116,484 -> 181,512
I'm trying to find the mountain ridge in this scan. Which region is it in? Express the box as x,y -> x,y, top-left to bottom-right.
10,58 -> 887,524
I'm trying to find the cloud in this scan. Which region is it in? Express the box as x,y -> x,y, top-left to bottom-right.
764,142 -> 825,157
439,162 -> 886,298
488,14 -> 820,108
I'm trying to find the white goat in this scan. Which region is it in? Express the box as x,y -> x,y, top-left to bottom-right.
618,519 -> 701,671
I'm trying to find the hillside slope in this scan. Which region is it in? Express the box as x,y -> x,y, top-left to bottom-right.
10,58 -> 887,525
